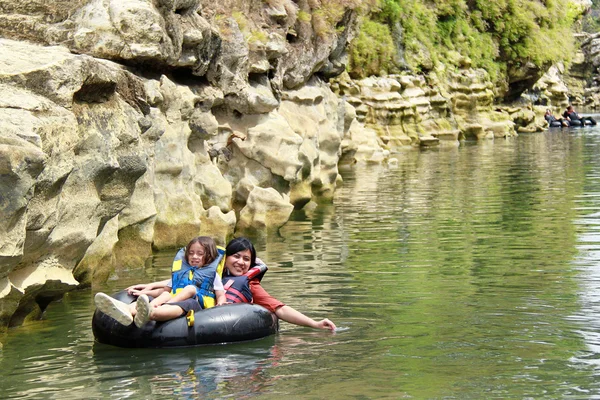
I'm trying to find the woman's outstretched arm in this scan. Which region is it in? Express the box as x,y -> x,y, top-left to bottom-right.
250,280 -> 336,330
275,305 -> 336,330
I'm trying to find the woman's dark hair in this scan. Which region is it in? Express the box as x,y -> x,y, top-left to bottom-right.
185,236 -> 217,266
225,237 -> 256,268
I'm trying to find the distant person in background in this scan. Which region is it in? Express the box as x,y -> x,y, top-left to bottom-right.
544,109 -> 569,127
563,105 -> 597,126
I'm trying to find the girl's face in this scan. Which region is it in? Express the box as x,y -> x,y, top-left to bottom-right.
225,249 -> 252,276
187,242 -> 206,267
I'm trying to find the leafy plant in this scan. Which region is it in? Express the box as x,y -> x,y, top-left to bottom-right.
349,19 -> 396,76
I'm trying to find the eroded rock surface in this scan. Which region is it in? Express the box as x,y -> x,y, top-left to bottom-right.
331,67 -> 517,147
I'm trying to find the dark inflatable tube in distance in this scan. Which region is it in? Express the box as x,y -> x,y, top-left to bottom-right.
549,120 -> 595,128
92,290 -> 279,348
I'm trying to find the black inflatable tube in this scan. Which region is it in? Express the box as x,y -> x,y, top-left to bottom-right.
92,290 -> 279,348
549,120 -> 595,128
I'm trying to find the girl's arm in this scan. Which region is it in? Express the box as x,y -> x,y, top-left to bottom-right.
127,279 -> 171,296
150,291 -> 173,307
142,287 -> 170,298
213,274 -> 225,306
215,290 -> 226,306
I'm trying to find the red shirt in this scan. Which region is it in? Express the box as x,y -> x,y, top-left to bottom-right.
250,280 -> 285,313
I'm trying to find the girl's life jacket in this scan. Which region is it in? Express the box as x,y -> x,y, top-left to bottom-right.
222,263 -> 267,303
171,246 -> 225,309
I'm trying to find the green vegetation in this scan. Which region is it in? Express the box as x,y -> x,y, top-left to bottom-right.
308,0 -> 364,38
297,10 -> 312,23
349,0 -> 586,88
350,19 -> 396,76
218,11 -> 268,49
247,30 -> 269,48
231,11 -> 248,32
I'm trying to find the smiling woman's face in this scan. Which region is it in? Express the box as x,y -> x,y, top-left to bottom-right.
225,249 -> 252,276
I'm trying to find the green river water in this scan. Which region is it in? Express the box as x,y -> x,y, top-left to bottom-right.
3,126 -> 600,399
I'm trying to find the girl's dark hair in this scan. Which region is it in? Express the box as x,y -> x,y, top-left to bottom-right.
185,236 -> 217,266
225,237 -> 256,268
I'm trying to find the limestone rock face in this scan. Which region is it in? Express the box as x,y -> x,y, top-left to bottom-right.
0,116 -> 45,278
524,31 -> 600,112
524,32 -> 600,111
0,39 -> 155,325
331,68 -> 516,147
505,62 -> 549,103
447,69 -> 515,139
237,187 -> 294,233
527,65 -> 570,109
521,33 -> 600,115
578,33 -> 600,109
0,0 -> 359,115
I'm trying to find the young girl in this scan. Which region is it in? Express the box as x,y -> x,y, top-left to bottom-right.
95,236 -> 226,327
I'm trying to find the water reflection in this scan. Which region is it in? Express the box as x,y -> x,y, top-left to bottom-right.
91,340 -> 281,398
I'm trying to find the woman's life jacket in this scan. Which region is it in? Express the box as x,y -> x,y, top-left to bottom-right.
171,246 -> 225,309
222,263 -> 267,303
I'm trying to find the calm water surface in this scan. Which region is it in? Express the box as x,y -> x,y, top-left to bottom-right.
4,126 -> 600,398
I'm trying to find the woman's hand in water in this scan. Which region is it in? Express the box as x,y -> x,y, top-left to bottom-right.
275,305 -> 337,331
314,318 -> 336,331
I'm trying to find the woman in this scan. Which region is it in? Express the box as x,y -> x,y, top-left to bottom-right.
222,237 -> 336,331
